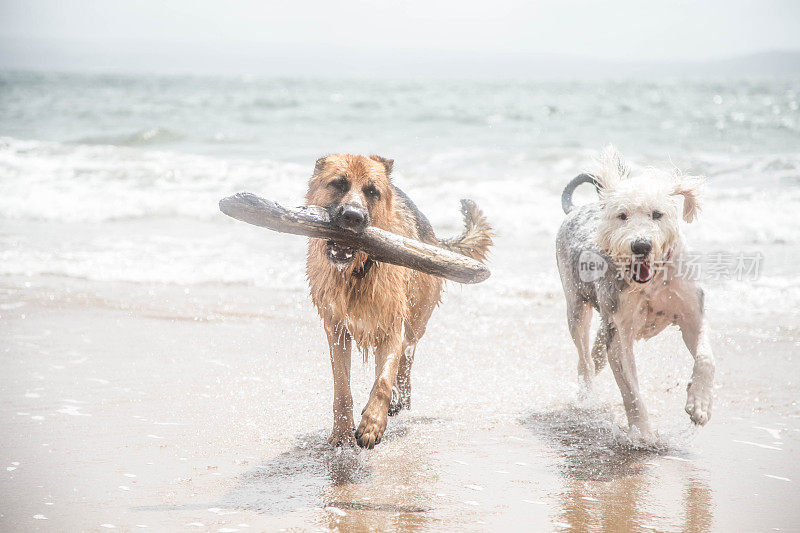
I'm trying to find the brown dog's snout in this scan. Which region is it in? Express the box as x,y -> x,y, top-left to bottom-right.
334,204 -> 369,232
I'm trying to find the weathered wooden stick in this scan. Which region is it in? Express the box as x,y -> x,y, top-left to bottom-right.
219,192 -> 490,284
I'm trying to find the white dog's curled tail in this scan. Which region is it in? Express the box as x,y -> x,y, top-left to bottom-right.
561,173 -> 601,214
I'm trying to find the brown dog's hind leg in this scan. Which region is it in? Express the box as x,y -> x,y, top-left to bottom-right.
389,273 -> 441,417
325,321 -> 355,447
389,326 -> 418,416
389,320 -> 422,416
356,333 -> 403,448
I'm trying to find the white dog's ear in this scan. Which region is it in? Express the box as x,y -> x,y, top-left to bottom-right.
595,145 -> 630,191
671,175 -> 704,223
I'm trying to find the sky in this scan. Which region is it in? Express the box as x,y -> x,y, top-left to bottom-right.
1,0 -> 799,76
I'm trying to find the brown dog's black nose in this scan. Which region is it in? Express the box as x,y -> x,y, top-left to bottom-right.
631,239 -> 652,255
335,204 -> 369,232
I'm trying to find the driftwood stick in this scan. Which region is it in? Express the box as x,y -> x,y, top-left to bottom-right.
219,192 -> 490,284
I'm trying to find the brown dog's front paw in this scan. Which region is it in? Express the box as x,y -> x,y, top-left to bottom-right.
355,408 -> 387,449
328,426 -> 356,447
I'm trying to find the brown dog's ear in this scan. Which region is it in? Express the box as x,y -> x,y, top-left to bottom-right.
671,175 -> 704,223
369,155 -> 394,176
313,155 -> 329,176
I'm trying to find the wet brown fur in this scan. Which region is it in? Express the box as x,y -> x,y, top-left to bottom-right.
305,154 -> 492,448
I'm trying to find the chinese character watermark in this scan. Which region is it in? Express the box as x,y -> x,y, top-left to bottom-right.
578,250 -> 608,282
578,250 -> 764,282
675,251 -> 763,281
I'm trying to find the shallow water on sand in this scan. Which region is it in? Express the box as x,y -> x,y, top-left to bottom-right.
2,72 -> 800,530
1,276 -> 799,531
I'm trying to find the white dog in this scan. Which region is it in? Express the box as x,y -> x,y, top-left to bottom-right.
556,146 -> 715,440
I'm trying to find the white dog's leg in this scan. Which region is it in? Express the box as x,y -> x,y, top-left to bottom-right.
590,320 -> 610,374
607,323 -> 653,440
678,291 -> 715,425
567,301 -> 594,389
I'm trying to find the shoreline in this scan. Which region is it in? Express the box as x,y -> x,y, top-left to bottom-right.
2,274 -> 798,531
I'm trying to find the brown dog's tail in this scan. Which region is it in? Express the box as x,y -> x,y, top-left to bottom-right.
439,199 -> 493,263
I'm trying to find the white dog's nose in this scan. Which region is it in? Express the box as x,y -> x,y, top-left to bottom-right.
631,239 -> 652,255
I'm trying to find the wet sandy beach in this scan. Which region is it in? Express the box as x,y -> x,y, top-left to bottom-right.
2,257 -> 798,532
2,73 -> 800,531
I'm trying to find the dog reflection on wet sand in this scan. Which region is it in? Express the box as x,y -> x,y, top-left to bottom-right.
523,407 -> 713,532
305,154 -> 492,448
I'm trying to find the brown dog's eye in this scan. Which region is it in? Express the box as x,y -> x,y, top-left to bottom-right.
363,184 -> 380,200
652,211 -> 663,220
618,213 -> 628,221
328,177 -> 349,193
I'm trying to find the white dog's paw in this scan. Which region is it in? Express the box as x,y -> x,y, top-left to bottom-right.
576,381 -> 597,405
685,381 -> 713,425
627,424 -> 657,446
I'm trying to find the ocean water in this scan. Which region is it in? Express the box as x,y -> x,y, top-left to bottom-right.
1,71 -> 799,311
2,71 -> 800,531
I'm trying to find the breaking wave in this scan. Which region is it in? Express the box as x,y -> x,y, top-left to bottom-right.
74,127 -> 185,147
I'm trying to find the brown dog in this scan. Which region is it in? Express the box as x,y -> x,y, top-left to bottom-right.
305,154 -> 492,448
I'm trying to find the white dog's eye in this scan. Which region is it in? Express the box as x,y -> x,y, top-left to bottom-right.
652,211 -> 663,220
617,213 -> 628,221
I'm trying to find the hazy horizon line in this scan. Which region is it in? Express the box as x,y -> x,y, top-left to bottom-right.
2,40 -> 799,79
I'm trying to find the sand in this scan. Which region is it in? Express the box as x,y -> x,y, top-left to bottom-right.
3,71 -> 799,532
1,260 -> 798,532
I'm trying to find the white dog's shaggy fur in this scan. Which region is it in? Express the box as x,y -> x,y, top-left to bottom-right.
556,146 -> 715,440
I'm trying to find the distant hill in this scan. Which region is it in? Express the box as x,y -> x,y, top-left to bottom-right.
606,50 -> 800,78
397,49 -> 800,79
1,37 -> 798,78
